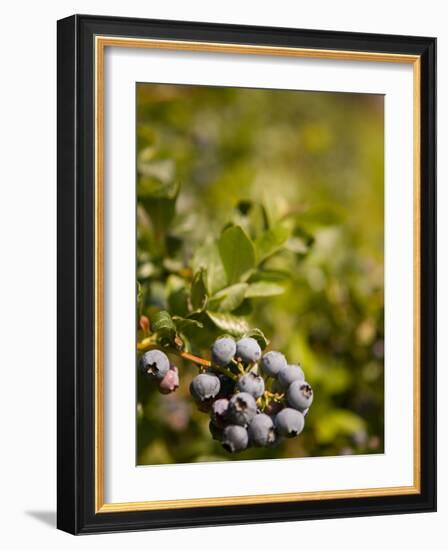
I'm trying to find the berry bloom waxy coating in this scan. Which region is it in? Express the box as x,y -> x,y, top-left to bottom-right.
287,380 -> 314,411
260,351 -> 287,377
237,371 -> 265,398
190,373 -> 221,402
248,413 -> 276,447
277,364 -> 305,390
236,337 -> 262,363
228,392 -> 257,426
158,365 -> 179,394
275,408 -> 305,437
211,337 -> 236,366
222,425 -> 249,453
140,349 -> 170,380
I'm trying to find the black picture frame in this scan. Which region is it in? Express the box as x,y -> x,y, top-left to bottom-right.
57,14 -> 436,534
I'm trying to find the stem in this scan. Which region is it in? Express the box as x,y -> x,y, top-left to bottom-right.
178,350 -> 211,368
265,390 -> 285,401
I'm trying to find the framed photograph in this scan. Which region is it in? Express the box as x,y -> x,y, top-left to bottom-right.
57,14 -> 436,534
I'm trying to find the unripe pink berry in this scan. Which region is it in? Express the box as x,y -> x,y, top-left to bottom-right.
139,315 -> 149,335
158,365 -> 179,394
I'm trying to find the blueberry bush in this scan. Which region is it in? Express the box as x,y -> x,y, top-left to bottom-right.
137,84 -> 384,464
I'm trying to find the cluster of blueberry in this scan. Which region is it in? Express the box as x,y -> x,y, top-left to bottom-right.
139,335 -> 313,453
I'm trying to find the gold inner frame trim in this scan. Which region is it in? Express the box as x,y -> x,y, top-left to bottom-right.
94,35 -> 421,513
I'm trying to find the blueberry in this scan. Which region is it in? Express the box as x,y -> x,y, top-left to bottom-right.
275,408 -> 305,437
211,337 -> 236,366
287,380 -> 314,411
248,413 -> 277,447
158,365 -> 179,394
260,351 -> 287,377
222,425 -> 249,453
211,398 -> 229,426
236,371 -> 265,398
140,349 -> 170,380
236,337 -> 262,363
277,364 -> 305,390
209,420 -> 224,441
216,372 -> 236,398
190,373 -> 221,402
228,392 -> 257,426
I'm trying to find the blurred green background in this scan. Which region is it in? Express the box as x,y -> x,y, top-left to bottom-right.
136,83 -> 384,465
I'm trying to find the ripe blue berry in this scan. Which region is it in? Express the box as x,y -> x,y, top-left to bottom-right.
190,373 -> 221,402
140,349 -> 170,380
237,371 -> 265,398
275,408 -> 305,437
236,337 -> 262,363
260,351 -> 287,377
158,365 -> 179,394
228,392 -> 257,426
277,364 -> 305,390
211,398 -> 229,426
211,337 -> 236,366
216,372 -> 236,398
248,413 -> 276,447
222,425 -> 249,453
287,380 -> 314,411
209,420 -> 224,441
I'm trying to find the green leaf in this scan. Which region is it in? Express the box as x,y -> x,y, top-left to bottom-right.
209,283 -> 248,312
166,273 -> 189,316
138,156 -> 175,183
172,316 -> 204,332
150,310 -> 176,343
167,287 -> 189,317
255,225 -> 291,263
245,281 -> 285,298
218,225 -> 255,284
234,201 -> 269,238
206,311 -> 250,337
244,328 -> 270,350
138,177 -> 179,200
190,269 -> 208,310
192,242 -> 227,295
143,197 -> 176,246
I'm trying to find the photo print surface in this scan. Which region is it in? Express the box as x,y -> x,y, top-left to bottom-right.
136,83 -> 384,466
